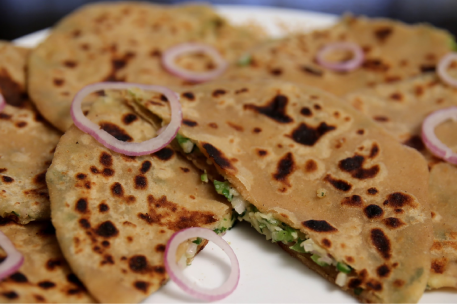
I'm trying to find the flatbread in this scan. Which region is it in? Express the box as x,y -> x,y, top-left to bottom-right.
128,80 -> 433,303
0,42 -> 61,224
0,219 -> 95,303
345,73 -> 457,289
47,92 -> 232,303
28,2 -> 263,131
223,15 -> 453,96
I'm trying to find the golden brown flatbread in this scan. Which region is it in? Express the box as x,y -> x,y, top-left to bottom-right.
28,2 -> 263,131
0,219 -> 95,303
0,42 -> 61,224
223,15 -> 453,96
127,79 -> 433,303
47,91 -> 232,303
346,73 -> 457,289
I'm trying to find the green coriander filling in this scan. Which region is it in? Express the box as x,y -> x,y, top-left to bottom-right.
211,179 -> 354,287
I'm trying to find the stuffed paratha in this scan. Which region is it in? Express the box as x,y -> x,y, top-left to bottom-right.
47,91 -> 233,303
0,219 -> 94,303
0,42 -> 61,224
223,15 -> 454,96
28,1 -> 263,131
126,80 -> 433,303
346,73 -> 457,289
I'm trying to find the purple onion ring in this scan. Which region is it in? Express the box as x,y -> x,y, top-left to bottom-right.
162,43 -> 228,82
71,82 -> 182,156
316,42 -> 364,72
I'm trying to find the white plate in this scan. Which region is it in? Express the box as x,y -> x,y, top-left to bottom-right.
13,5 -> 456,304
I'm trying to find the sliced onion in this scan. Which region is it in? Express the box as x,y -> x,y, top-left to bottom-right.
162,43 -> 228,82
0,231 -> 24,280
71,82 -> 182,156
316,42 -> 364,72
422,106 -> 457,164
437,53 -> 457,87
0,93 -> 5,113
164,227 -> 239,301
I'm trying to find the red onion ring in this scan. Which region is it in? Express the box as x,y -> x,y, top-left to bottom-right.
164,227 -> 240,301
316,42 -> 364,72
0,93 -> 5,113
71,82 -> 182,156
162,43 -> 228,82
422,106 -> 457,165
0,231 -> 24,280
437,53 -> 457,88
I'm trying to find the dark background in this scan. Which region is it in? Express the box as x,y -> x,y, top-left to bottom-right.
1,0 -> 457,41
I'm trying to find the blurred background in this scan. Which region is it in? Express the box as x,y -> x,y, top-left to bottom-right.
1,0 -> 456,40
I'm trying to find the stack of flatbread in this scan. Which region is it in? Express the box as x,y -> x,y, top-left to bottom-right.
1,2 -> 456,303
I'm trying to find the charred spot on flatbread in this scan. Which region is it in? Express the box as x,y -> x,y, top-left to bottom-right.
338,155 -> 380,180
38,281 -> 56,289
364,205 -> 384,219
302,220 -> 338,232
431,258 -> 447,274
0,68 -> 28,108
287,122 -> 336,146
129,255 -> 150,273
201,142 -> 236,172
182,92 -> 195,101
376,264 -> 391,278
256,149 -> 268,157
366,279 -> 383,291
402,135 -> 425,151
152,147 -> 174,161
371,228 -> 391,259
79,219 -> 91,229
99,152 -> 113,167
134,175 -> 148,190
367,187 -> 378,195
383,192 -> 416,209
140,161 -> 152,174
341,195 -> 363,207
133,281 -> 150,293
226,122 -> 244,132
95,221 -> 119,238
420,65 -> 436,73
138,195 -> 217,231
76,173 -> 87,180
2,291 -> 19,299
111,182 -> 124,197
374,27 -> 393,41
304,159 -> 318,172
0,113 -> 11,120
324,175 -> 352,192
212,89 -> 226,97
46,258 -> 63,271
9,272 -> 28,283
300,107 -> 312,117
99,122 -> 133,142
183,119 -> 198,127
382,217 -> 405,229
272,152 -> 296,187
1,176 -> 14,183
362,59 -> 389,72
99,203 -> 109,212
122,113 -> 138,125
244,94 -> 293,123
300,65 -> 323,76
75,198 -> 88,213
